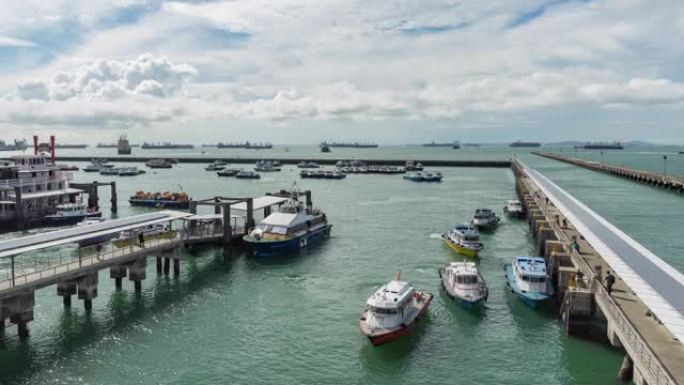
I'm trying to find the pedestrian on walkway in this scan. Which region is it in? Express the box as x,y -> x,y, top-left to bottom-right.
605,271 -> 615,295
138,232 -> 145,248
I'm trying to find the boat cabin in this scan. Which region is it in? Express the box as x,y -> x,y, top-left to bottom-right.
365,280 -> 415,327
451,224 -> 481,246
513,256 -> 548,293
474,208 -> 496,220
507,200 -> 522,211
253,201 -> 326,240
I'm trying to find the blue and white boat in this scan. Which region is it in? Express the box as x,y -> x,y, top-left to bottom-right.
505,256 -> 554,308
243,196 -> 332,256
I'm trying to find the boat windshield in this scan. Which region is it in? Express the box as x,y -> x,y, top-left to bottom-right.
521,275 -> 545,283
370,307 -> 398,315
463,235 -> 479,242
263,225 -> 288,234
457,275 -> 478,284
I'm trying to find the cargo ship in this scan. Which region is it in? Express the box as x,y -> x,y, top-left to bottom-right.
129,191 -> 191,209
422,141 -> 455,147
510,141 -> 541,148
324,141 -> 378,148
141,142 -> 194,149
217,141 -> 273,149
0,139 -> 28,151
576,142 -> 623,150
117,135 -> 132,155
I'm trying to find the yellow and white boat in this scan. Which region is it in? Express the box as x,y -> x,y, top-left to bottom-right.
442,224 -> 483,257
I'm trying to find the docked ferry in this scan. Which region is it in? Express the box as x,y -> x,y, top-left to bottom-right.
505,256 -> 554,308
358,274 -> 433,346
442,224 -> 483,257
439,261 -> 488,309
243,196 -> 331,256
129,191 -> 191,209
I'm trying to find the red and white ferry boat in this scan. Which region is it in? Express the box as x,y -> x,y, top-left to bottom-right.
358,273 -> 433,346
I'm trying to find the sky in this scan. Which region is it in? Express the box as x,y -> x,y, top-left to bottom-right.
0,0 -> 683,144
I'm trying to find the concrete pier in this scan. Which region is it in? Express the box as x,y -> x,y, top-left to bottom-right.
533,152 -> 684,193
513,160 -> 684,385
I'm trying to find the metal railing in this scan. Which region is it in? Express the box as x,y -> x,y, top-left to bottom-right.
520,170 -> 677,385
0,173 -> 73,190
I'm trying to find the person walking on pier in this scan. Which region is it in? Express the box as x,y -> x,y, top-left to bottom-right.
605,271 -> 615,295
138,232 -> 145,248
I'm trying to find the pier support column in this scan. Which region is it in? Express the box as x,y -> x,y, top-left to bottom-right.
128,258 -> 147,292
535,227 -> 556,257
607,320 -> 622,348
156,257 -> 162,273
246,198 -> 254,233
110,265 -> 127,290
173,259 -> 180,276
57,281 -> 77,307
222,203 -> 232,246
0,303 -> 5,331
88,182 -> 99,210
6,291 -> 35,340
163,257 -> 170,275
305,190 -> 312,209
633,364 -> 648,385
618,355 -> 633,382
110,182 -> 117,213
13,187 -> 24,230
77,271 -> 98,311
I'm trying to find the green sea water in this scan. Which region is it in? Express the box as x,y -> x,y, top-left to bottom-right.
0,147 -> 682,385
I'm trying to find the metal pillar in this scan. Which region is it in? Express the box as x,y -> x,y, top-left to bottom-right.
305,190 -> 312,208
110,182 -> 118,213
173,259 -> 180,276
246,198 -> 254,232
222,203 -> 232,245
214,198 -> 221,214
163,257 -> 170,275
13,187 -> 23,229
88,182 -> 99,210
156,257 -> 162,273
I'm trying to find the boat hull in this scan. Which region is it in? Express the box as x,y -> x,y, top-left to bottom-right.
243,225 -> 332,256
443,237 -> 481,257
504,264 -> 552,308
472,220 -> 498,231
504,207 -> 526,219
129,199 -> 190,209
358,293 -> 433,346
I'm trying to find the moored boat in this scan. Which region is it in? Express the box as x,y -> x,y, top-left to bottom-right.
471,208 -> 499,231
45,202 -> 101,225
205,160 -> 228,171
217,168 -> 243,177
504,200 -> 525,218
118,167 -> 145,176
505,256 -> 554,308
254,160 -> 281,172
439,261 -> 488,308
236,170 -> 261,179
129,191 -> 190,209
243,193 -> 331,256
297,161 -> 320,168
358,273 -> 433,346
405,160 -> 423,171
442,224 -> 483,257
403,171 -> 442,182
100,167 -> 121,175
145,159 -> 174,169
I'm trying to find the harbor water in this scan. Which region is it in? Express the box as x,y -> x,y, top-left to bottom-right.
0,147 -> 682,385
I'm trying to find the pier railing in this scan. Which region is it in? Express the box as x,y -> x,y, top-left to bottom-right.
521,165 -> 678,385
0,174 -> 73,190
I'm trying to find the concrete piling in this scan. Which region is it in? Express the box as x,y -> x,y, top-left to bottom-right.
128,258 -> 147,292
57,281 -> 77,307
618,355 -> 634,382
156,257 -> 162,273
77,271 -> 98,311
110,265 -> 127,290
6,291 -> 35,340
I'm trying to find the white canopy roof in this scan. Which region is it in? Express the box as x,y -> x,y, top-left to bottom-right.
232,196 -> 289,211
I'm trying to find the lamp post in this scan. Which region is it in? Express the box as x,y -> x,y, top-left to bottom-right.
663,155 -> 668,179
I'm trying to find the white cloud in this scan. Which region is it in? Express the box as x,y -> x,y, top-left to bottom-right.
0,36 -> 35,47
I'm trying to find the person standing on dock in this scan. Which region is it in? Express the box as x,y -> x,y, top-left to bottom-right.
139,232 -> 145,248
605,271 -> 615,295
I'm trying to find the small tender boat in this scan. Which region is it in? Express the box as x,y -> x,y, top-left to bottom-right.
439,261 -> 488,308
57,164 -> 79,171
442,224 -> 483,257
404,171 -> 442,182
217,168 -> 243,177
45,202 -> 101,225
405,160 -> 424,171
505,256 -> 554,308
83,163 -> 102,172
471,208 -> 499,231
118,222 -> 171,241
236,170 -> 261,179
76,218 -> 117,246
145,159 -> 173,169
358,273 -> 433,346
254,160 -> 281,172
205,160 -> 227,171
243,192 -> 331,256
129,191 -> 190,209
504,200 -> 525,218
118,167 -> 145,176
297,161 -> 320,168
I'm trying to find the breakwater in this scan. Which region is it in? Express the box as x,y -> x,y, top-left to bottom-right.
3,156 -> 512,168
533,152 -> 684,193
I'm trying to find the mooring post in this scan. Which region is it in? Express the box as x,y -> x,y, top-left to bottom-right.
305,190 -> 312,209
214,197 -> 221,214
110,182 -> 117,213
246,198 -> 254,232
222,203 -> 232,245
89,182 -> 99,210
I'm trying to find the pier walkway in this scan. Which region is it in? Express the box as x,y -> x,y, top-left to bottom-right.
514,160 -> 684,385
533,152 -> 684,193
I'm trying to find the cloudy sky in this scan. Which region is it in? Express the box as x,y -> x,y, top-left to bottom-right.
0,0 -> 683,144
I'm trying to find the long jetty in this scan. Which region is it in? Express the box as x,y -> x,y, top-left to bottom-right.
10,156 -> 512,168
533,152 -> 684,193
0,190 -> 308,340
513,160 -> 684,385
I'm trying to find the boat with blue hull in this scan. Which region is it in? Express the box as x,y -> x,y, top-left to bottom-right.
243,196 -> 331,256
505,256 -> 554,308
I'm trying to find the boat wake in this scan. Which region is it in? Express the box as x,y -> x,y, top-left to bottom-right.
429,233 -> 443,239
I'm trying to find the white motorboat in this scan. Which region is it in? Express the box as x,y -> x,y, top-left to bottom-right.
358,273 -> 433,346
504,200 -> 525,218
439,261 -> 488,309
